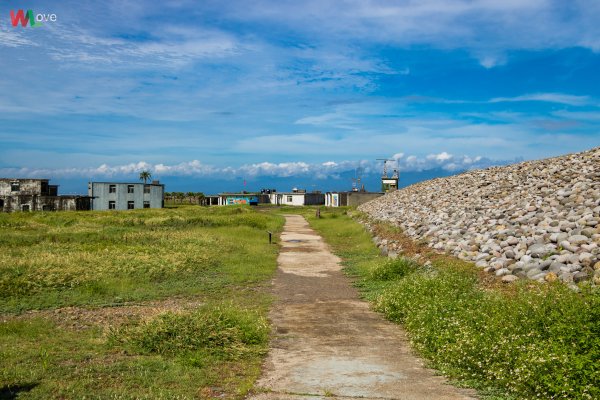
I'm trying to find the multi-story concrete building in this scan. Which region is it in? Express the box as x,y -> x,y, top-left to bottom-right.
0,178 -> 91,212
88,181 -> 165,210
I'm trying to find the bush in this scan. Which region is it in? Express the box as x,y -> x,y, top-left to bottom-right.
110,303 -> 270,360
369,257 -> 419,281
373,266 -> 600,399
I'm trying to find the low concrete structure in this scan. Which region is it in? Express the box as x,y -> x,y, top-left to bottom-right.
203,196 -> 220,206
216,193 -> 270,206
0,178 -> 91,212
269,189 -> 325,206
325,191 -> 384,207
88,181 -> 165,210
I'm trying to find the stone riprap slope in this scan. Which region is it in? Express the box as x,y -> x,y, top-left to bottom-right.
359,147 -> 600,286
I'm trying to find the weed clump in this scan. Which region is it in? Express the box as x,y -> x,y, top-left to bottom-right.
369,257 -> 419,281
110,303 -> 269,360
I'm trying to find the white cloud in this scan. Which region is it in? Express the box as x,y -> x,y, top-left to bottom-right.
222,0 -> 600,60
0,153 -> 503,181
490,93 -> 593,106
434,152 -> 452,161
0,29 -> 38,48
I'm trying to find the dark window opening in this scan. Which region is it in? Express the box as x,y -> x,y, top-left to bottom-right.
143,201 -> 150,209
109,185 -> 116,193
287,195 -> 293,202
11,182 -> 20,192
127,201 -> 135,210
22,205 -> 30,212
41,181 -> 49,195
0,199 -> 4,208
42,205 -> 52,211
127,185 -> 134,193
108,201 -> 116,210
144,185 -> 151,194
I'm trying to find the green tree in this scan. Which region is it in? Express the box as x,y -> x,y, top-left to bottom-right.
139,170 -> 152,184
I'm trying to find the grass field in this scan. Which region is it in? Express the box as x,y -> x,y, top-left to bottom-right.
304,207 -> 600,400
0,206 -> 284,399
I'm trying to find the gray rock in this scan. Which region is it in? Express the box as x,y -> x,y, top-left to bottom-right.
581,228 -> 597,238
548,262 -> 566,274
573,270 -> 590,283
530,272 -> 548,281
526,268 -> 543,278
501,275 -> 519,283
520,255 -> 533,264
559,272 -> 574,283
568,235 -> 590,245
579,252 -> 595,267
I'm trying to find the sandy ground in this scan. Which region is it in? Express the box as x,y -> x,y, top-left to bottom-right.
248,215 -> 477,400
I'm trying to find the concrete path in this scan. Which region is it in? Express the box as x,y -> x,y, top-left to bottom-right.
248,215 -> 477,400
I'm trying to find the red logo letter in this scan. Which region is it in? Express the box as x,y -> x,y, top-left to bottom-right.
10,10 -> 30,27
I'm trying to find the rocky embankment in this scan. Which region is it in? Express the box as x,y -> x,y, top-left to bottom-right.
359,147 -> 600,287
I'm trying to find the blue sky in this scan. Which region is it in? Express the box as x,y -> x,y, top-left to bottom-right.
1,0 -> 599,193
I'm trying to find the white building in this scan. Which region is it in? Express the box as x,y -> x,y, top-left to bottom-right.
269,189 -> 324,206
325,191 -> 384,207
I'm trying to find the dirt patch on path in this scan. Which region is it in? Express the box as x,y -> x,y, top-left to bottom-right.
248,215 -> 477,400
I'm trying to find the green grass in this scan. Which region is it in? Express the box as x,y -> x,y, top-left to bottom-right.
0,205 -> 284,399
110,302 -> 269,360
303,207 -> 600,400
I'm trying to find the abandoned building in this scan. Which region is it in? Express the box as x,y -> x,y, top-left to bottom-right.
0,178 -> 91,212
269,189 -> 325,206
202,189 -> 324,207
88,181 -> 165,210
325,190 -> 384,207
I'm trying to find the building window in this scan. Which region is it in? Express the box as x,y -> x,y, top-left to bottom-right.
0,199 -> 4,208
127,201 -> 135,210
22,205 -> 30,212
143,201 -> 150,209
11,182 -> 20,192
42,205 -> 52,211
144,185 -> 151,194
109,185 -> 116,193
108,201 -> 116,210
287,195 -> 293,202
128,185 -> 134,193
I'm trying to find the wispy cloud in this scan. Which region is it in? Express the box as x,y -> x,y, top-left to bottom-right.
489,93 -> 593,106
0,29 -> 37,48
